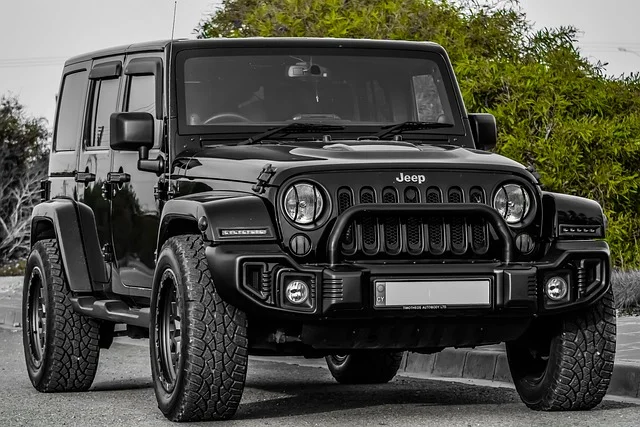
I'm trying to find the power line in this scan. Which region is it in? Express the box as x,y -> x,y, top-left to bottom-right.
0,56 -> 67,69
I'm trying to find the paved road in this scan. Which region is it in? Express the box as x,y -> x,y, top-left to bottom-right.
1,329 -> 639,426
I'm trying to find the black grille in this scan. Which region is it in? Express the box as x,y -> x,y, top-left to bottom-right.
338,185 -> 492,259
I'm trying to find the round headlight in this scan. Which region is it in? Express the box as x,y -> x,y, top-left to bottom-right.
493,184 -> 531,224
284,183 -> 325,225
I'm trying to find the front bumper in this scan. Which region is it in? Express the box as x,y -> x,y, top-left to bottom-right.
206,239 -> 610,320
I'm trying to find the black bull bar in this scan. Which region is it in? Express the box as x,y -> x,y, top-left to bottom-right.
326,203 -> 515,265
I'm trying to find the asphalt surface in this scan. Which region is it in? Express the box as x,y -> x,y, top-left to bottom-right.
1,329 -> 639,426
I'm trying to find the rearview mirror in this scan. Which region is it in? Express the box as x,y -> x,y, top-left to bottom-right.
468,113 -> 497,151
110,112 -> 163,175
287,62 -> 330,79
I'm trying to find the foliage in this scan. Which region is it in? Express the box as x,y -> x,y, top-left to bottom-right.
0,95 -> 49,265
198,0 -> 640,268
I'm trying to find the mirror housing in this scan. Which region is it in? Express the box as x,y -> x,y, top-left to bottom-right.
468,113 -> 497,151
110,112 -> 164,175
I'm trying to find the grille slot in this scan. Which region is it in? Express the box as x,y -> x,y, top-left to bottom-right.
448,187 -> 467,255
337,187 -> 355,254
404,187 -> 423,255
469,187 -> 489,254
426,187 -> 445,255
382,187 -> 401,255
337,185 -> 493,260
360,187 -> 378,255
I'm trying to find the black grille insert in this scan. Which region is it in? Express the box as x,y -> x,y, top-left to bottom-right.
337,185 -> 493,259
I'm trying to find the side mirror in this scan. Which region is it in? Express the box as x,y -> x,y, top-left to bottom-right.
468,113 -> 497,151
110,112 -> 164,175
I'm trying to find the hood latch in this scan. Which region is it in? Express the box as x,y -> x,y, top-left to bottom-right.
252,163 -> 277,194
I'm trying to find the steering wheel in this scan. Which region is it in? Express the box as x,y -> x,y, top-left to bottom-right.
203,112 -> 252,124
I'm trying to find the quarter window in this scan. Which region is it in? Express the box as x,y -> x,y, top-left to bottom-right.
54,70 -> 88,151
88,78 -> 120,147
127,75 -> 156,116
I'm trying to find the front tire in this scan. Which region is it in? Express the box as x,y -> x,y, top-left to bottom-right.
326,351 -> 403,384
22,239 -> 101,392
506,288 -> 616,410
150,235 -> 248,422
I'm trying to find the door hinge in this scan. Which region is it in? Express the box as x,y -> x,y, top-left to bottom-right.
252,163 -> 277,194
154,178 -> 175,201
40,179 -> 51,202
102,243 -> 114,263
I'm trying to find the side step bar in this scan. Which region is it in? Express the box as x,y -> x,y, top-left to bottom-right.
70,296 -> 150,328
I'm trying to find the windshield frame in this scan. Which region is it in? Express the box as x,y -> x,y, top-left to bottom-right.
174,46 -> 466,139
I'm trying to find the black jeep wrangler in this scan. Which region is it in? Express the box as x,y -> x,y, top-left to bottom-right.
23,38 -> 616,421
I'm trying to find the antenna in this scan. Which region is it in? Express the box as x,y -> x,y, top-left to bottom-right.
166,0 -> 177,196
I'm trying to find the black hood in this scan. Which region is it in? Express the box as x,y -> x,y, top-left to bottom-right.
176,141 -> 536,186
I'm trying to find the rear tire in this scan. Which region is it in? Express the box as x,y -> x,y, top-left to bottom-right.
22,239 -> 101,392
150,235 -> 248,422
325,351 -> 403,384
506,288 -> 616,410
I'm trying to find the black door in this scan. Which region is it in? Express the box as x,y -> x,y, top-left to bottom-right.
76,58 -> 124,261
109,54 -> 164,289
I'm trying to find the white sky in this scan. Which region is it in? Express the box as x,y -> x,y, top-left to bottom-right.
1,0 -> 639,127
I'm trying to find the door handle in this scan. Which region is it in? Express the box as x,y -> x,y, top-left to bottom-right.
107,172 -> 131,184
75,171 -> 96,183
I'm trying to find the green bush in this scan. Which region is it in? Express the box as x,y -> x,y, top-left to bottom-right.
199,0 -> 640,268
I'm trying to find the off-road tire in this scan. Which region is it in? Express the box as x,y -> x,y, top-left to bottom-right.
506,288 -> 616,411
150,235 -> 248,422
22,239 -> 101,392
326,351 -> 403,384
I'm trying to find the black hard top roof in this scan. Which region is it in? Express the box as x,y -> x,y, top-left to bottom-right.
65,38 -> 447,66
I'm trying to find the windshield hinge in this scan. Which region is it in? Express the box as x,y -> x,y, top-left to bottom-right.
252,164 -> 277,194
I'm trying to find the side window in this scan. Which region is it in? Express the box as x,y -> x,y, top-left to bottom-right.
412,75 -> 448,123
54,70 -> 88,151
88,78 -> 120,148
127,75 -> 156,116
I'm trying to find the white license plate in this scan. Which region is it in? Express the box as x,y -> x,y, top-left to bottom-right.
374,279 -> 491,309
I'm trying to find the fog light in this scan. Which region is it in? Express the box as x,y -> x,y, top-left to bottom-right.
285,280 -> 309,305
545,276 -> 568,301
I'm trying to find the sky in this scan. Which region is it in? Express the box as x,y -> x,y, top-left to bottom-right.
1,0 -> 640,128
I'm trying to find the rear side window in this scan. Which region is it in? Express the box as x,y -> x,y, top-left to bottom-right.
127,75 -> 156,116
54,70 -> 88,151
88,78 -> 120,147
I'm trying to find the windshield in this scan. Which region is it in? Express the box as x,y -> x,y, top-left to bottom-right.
176,48 -> 461,136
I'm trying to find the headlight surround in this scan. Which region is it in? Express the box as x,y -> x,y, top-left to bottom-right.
493,183 -> 531,224
283,182 -> 326,225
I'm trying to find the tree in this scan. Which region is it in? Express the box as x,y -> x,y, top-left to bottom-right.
0,95 -> 49,264
198,0 -> 640,268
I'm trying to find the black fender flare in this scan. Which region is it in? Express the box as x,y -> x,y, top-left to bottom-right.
157,191 -> 278,251
31,198 -> 108,292
541,191 -> 606,239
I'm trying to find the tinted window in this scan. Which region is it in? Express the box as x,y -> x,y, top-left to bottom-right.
179,53 -> 455,127
127,75 -> 156,116
54,71 -> 88,151
89,78 -> 120,147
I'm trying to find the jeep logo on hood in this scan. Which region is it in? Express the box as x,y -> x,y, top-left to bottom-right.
395,172 -> 426,184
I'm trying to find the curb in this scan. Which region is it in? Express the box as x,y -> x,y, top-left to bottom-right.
402,349 -> 640,399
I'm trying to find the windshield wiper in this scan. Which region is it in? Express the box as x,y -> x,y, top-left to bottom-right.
239,122 -> 346,145
374,121 -> 454,139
